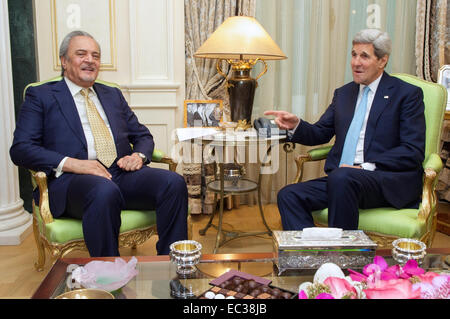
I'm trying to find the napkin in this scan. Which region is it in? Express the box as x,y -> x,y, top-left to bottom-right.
300,227 -> 343,240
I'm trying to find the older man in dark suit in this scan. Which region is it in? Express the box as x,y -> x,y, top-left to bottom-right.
10,31 -> 188,256
265,29 -> 426,231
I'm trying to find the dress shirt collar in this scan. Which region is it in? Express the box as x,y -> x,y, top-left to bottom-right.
64,77 -> 97,97
359,72 -> 383,94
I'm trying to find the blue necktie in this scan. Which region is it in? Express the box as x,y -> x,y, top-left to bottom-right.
339,86 -> 370,166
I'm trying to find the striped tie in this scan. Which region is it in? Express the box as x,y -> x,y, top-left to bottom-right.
80,89 -> 117,167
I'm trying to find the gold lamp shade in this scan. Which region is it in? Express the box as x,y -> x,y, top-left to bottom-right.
194,16 -> 287,125
194,16 -> 286,60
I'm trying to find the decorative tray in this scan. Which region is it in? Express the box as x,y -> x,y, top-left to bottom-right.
273,230 -> 377,274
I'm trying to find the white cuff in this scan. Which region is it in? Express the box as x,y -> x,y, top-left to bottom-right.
360,162 -> 376,171
288,120 -> 301,138
54,157 -> 68,178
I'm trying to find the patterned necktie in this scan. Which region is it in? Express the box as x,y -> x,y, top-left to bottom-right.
80,88 -> 117,167
339,86 -> 370,166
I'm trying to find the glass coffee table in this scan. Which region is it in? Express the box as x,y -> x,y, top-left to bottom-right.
32,249 -> 450,299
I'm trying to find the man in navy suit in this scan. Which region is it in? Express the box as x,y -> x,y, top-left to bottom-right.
265,29 -> 426,231
10,31 -> 188,256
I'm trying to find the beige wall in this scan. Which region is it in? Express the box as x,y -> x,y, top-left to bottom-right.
33,0 -> 185,156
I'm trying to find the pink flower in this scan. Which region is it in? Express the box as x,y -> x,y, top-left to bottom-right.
348,268 -> 367,282
384,259 -> 425,279
298,277 -> 358,299
402,260 -> 425,276
298,290 -> 308,299
364,279 -> 421,299
349,256 -> 387,282
348,256 -> 425,284
415,271 -> 440,283
315,293 -> 335,299
412,274 -> 450,299
324,277 -> 358,299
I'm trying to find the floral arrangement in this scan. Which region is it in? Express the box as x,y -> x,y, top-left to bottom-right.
298,256 -> 449,299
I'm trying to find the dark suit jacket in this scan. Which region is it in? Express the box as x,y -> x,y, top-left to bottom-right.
291,72 -> 426,209
10,79 -> 154,217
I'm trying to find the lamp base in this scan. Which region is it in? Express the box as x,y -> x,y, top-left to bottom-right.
227,69 -> 256,123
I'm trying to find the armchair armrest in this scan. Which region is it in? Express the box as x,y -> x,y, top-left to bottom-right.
293,145 -> 332,183
419,153 -> 442,221
152,149 -> 177,172
30,171 -> 53,225
422,152 -> 443,173
151,149 -> 165,162
308,145 -> 333,161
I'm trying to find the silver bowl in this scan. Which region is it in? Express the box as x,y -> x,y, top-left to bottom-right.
169,240 -> 202,275
392,238 -> 426,265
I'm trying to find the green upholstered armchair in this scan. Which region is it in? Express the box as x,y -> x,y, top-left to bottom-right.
23,78 -> 181,271
292,74 -> 447,249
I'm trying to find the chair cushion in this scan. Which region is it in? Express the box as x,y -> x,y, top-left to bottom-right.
312,207 -> 426,239
41,209 -> 157,244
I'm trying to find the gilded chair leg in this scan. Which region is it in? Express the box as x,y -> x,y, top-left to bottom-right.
32,217 -> 46,272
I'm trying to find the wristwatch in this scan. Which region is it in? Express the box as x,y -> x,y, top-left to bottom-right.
135,152 -> 147,164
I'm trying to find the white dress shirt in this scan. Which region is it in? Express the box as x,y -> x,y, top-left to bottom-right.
353,74 -> 383,170
290,73 -> 383,171
54,77 -> 114,177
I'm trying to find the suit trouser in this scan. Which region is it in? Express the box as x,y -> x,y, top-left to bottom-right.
277,167 -> 390,230
64,163 -> 188,257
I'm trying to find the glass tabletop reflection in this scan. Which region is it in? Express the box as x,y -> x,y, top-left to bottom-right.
34,250 -> 449,299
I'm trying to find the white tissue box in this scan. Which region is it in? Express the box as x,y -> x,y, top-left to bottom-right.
272,230 -> 377,275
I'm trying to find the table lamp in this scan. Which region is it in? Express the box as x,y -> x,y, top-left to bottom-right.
194,16 -> 287,128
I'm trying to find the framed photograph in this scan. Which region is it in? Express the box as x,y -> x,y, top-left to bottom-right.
184,100 -> 223,127
437,65 -> 450,119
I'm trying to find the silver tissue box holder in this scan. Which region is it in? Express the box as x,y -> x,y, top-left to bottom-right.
273,230 -> 377,275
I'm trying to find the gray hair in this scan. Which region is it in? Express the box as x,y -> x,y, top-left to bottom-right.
59,30 -> 100,75
353,29 -> 391,59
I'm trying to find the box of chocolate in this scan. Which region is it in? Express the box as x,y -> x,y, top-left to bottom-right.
198,270 -> 297,299
273,230 -> 377,275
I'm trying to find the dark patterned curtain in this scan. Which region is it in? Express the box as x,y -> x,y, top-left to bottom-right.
184,0 -> 256,215
415,0 -> 448,82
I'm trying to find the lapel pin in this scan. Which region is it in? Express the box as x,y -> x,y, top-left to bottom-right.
384,96 -> 389,99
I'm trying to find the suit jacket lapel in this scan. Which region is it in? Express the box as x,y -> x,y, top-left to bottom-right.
52,80 -> 87,148
338,83 -> 360,150
343,83 -> 360,127
364,72 -> 394,153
